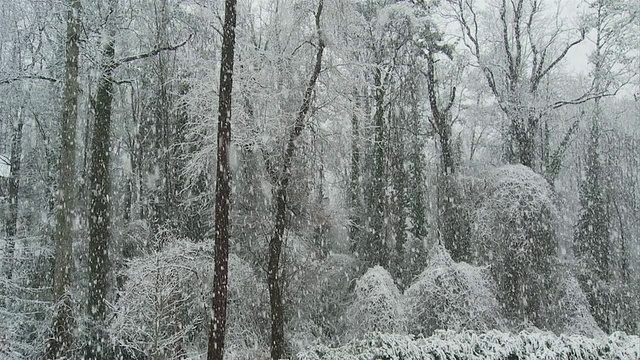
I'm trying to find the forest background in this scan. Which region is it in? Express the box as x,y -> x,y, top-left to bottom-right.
0,0 -> 639,358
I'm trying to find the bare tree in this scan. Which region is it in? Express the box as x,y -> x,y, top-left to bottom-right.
450,0 -> 591,174
267,1 -> 325,358
86,1 -> 191,355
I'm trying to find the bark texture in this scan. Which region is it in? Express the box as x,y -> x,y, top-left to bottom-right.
206,0 -> 237,359
49,0 -> 81,357
87,30 -> 115,360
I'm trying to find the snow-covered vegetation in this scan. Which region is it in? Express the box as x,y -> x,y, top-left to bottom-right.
344,266 -> 405,340
298,331 -> 640,360
473,165 -> 560,326
405,243 -> 504,336
1,0 -> 639,359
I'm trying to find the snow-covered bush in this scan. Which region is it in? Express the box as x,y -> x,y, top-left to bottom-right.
286,251 -> 358,354
0,236 -> 53,359
309,253 -> 358,333
109,239 -> 210,358
557,275 -> 604,338
298,330 -> 640,360
473,165 -> 559,327
119,219 -> 152,258
109,239 -> 269,358
343,266 -> 405,341
226,252 -> 270,354
405,243 -> 504,336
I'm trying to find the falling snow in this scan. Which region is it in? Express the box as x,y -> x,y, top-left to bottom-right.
1,0 -> 639,359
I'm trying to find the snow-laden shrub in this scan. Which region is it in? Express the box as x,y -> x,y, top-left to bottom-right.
226,252 -> 270,354
344,266 -> 405,341
120,219 -> 152,258
109,239 -> 268,359
557,275 -> 604,338
405,243 -> 504,336
310,253 -> 358,330
473,165 -> 559,326
0,236 -> 53,359
287,251 -> 358,354
298,330 -> 640,360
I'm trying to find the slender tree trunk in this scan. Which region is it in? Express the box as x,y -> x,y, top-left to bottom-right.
390,109 -> 407,282
151,0 -> 171,231
48,0 -> 81,357
267,3 -> 324,358
368,65 -> 387,267
206,0 -> 237,359
4,109 -> 23,280
349,88 -> 361,251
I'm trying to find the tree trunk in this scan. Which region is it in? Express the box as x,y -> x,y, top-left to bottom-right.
151,0 -> 172,232
87,31 -> 115,360
206,0 -> 237,359
267,3 -> 324,358
366,65 -> 388,268
3,109 -> 23,280
349,88 -> 361,251
390,109 -> 407,282
423,47 -> 470,262
49,0 -> 81,357
509,111 -> 537,169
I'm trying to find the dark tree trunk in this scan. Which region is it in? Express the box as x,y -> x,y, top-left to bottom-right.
390,109 -> 407,283
349,88 -> 361,251
4,110 -> 23,280
267,3 -> 324,358
87,35 -> 115,360
366,65 -> 388,268
49,0 -> 81,357
424,47 -> 470,262
206,0 -> 237,359
267,185 -> 287,360
508,110 -> 537,169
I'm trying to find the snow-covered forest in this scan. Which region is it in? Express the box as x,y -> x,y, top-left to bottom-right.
0,0 -> 639,358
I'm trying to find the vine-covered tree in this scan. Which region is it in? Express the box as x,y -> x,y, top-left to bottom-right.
473,165 -> 559,326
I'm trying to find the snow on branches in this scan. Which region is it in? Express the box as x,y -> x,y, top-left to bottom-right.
405,243 -> 504,336
344,266 -> 405,340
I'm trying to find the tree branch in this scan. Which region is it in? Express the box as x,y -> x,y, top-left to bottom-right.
444,86 -> 457,113
536,33 -> 585,84
0,75 -> 58,85
550,89 -> 618,109
500,0 -> 514,83
115,33 -> 193,67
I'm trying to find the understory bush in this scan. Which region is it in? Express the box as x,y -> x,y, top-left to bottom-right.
298,330 -> 640,360
109,239 -> 268,359
405,243 -> 504,336
343,266 -> 405,341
